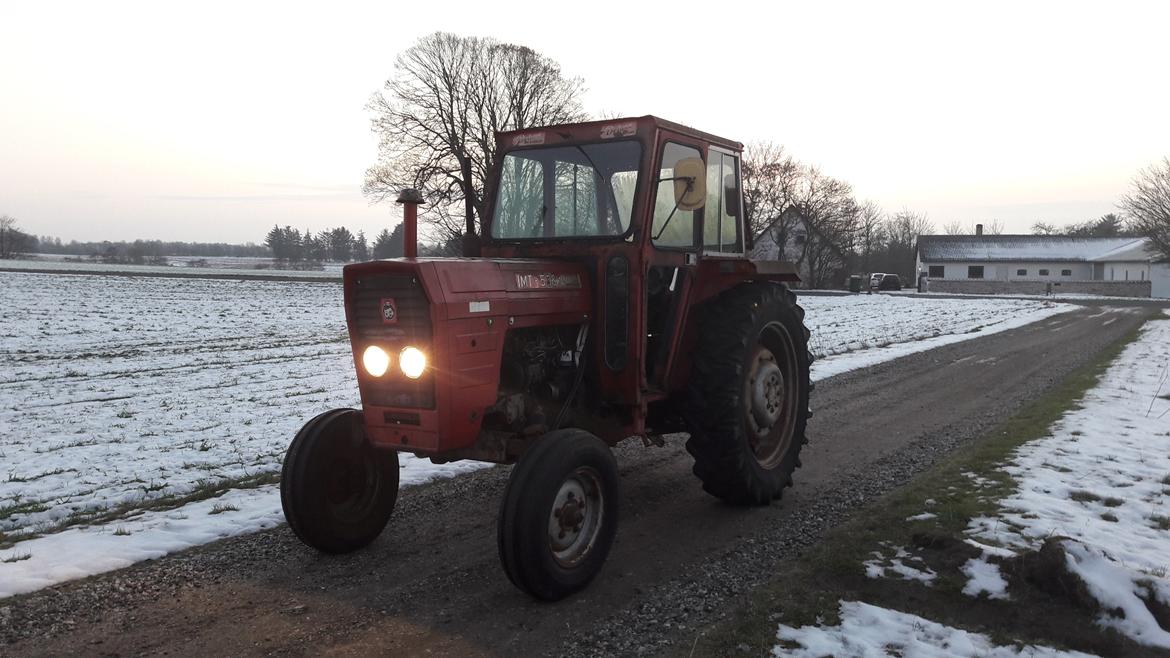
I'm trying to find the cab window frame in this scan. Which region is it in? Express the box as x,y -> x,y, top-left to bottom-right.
649,139 -> 706,251
486,140 -> 645,244
702,144 -> 745,256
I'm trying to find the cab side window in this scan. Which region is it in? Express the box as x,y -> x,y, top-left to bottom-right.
651,142 -> 701,248
704,150 -> 743,253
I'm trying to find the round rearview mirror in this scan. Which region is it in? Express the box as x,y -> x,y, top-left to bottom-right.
673,157 -> 706,211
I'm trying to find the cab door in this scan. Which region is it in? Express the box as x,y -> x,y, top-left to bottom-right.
643,138 -> 705,392
643,140 -> 746,393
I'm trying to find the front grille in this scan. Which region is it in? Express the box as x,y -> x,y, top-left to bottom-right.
350,273 -> 435,409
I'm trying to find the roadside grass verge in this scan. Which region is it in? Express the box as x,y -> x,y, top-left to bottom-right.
0,471 -> 278,550
687,322 -> 1153,657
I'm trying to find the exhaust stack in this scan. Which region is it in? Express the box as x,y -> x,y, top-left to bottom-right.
396,188 -> 424,258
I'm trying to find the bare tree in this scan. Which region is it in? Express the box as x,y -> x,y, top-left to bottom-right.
0,215 -> 14,258
365,33 -> 586,246
1031,221 -> 1058,235
942,219 -> 1004,235
1120,157 -> 1170,259
741,141 -> 801,248
886,210 -> 934,280
790,167 -> 861,288
942,220 -> 965,235
856,201 -> 886,273
0,215 -> 36,259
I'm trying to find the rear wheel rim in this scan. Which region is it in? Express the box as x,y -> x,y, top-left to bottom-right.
548,466 -> 604,568
744,321 -> 799,469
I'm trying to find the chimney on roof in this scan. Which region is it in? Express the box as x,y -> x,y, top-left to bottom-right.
975,223 -> 983,236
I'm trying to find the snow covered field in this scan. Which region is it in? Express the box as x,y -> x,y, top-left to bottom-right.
0,271 -> 1072,597
0,255 -> 342,280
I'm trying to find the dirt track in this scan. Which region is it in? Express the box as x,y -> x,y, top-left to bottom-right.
0,305 -> 1154,657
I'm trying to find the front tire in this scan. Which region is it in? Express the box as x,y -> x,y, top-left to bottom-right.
685,283 -> 811,505
281,408 -> 399,553
497,429 -> 619,601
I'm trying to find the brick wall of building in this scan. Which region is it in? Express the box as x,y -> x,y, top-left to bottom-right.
924,279 -> 1152,297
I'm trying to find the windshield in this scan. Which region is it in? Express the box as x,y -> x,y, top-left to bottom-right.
490,141 -> 641,240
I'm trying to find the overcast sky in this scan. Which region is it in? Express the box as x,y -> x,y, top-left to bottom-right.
2,0 -> 1168,244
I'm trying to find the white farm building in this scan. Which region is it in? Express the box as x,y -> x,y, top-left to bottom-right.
916,235 -> 1170,299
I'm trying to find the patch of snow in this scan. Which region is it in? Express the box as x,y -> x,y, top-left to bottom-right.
969,313 -> 1170,647
964,538 -> 1017,559
961,555 -> 1010,600
1062,541 -> 1170,648
863,544 -> 936,584
774,600 -> 1098,658
906,512 -> 937,521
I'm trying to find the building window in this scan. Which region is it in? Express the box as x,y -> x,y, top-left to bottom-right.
1016,269 -> 1027,276
968,266 -> 984,279
928,265 -> 944,277
1038,269 -> 1050,276
1061,269 -> 1072,276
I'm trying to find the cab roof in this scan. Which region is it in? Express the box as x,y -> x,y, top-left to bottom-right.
496,115 -> 743,152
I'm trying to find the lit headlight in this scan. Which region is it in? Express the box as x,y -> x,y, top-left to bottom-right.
362,345 -> 391,377
399,346 -> 427,379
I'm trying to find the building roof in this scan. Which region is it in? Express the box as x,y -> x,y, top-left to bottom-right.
1087,239 -> 1160,262
917,235 -> 1144,263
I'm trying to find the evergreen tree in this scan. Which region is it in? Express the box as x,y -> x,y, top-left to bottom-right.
372,224 -> 405,259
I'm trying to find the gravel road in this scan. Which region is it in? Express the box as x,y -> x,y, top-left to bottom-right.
0,305 -> 1153,657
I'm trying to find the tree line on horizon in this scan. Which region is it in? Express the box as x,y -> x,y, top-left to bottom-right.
263,223 -> 431,264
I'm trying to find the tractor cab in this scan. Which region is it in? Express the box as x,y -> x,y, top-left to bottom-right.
482,116 -> 796,423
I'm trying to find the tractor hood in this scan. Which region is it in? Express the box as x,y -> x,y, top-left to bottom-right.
341,257 -> 593,455
343,257 -> 593,322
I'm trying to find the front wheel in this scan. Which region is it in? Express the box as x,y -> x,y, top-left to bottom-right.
281,408 -> 399,553
497,428 -> 619,601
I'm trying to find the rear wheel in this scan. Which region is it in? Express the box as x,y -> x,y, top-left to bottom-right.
281,408 -> 399,553
497,429 -> 619,601
685,283 -> 811,505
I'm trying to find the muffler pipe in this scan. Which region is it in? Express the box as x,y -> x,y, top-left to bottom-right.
395,188 -> 424,259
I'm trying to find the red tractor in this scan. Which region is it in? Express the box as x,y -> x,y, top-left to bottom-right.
280,116 -> 811,601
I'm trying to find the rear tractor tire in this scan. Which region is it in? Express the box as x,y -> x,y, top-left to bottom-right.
281,408 -> 399,554
497,429 -> 620,601
685,283 -> 811,505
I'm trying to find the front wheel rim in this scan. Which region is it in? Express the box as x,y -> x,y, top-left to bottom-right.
321,421 -> 381,524
548,466 -> 605,568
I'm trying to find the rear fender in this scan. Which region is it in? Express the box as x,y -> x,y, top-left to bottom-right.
667,259 -> 799,394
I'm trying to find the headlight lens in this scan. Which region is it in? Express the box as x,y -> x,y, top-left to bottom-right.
399,346 -> 427,379
362,345 -> 391,377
